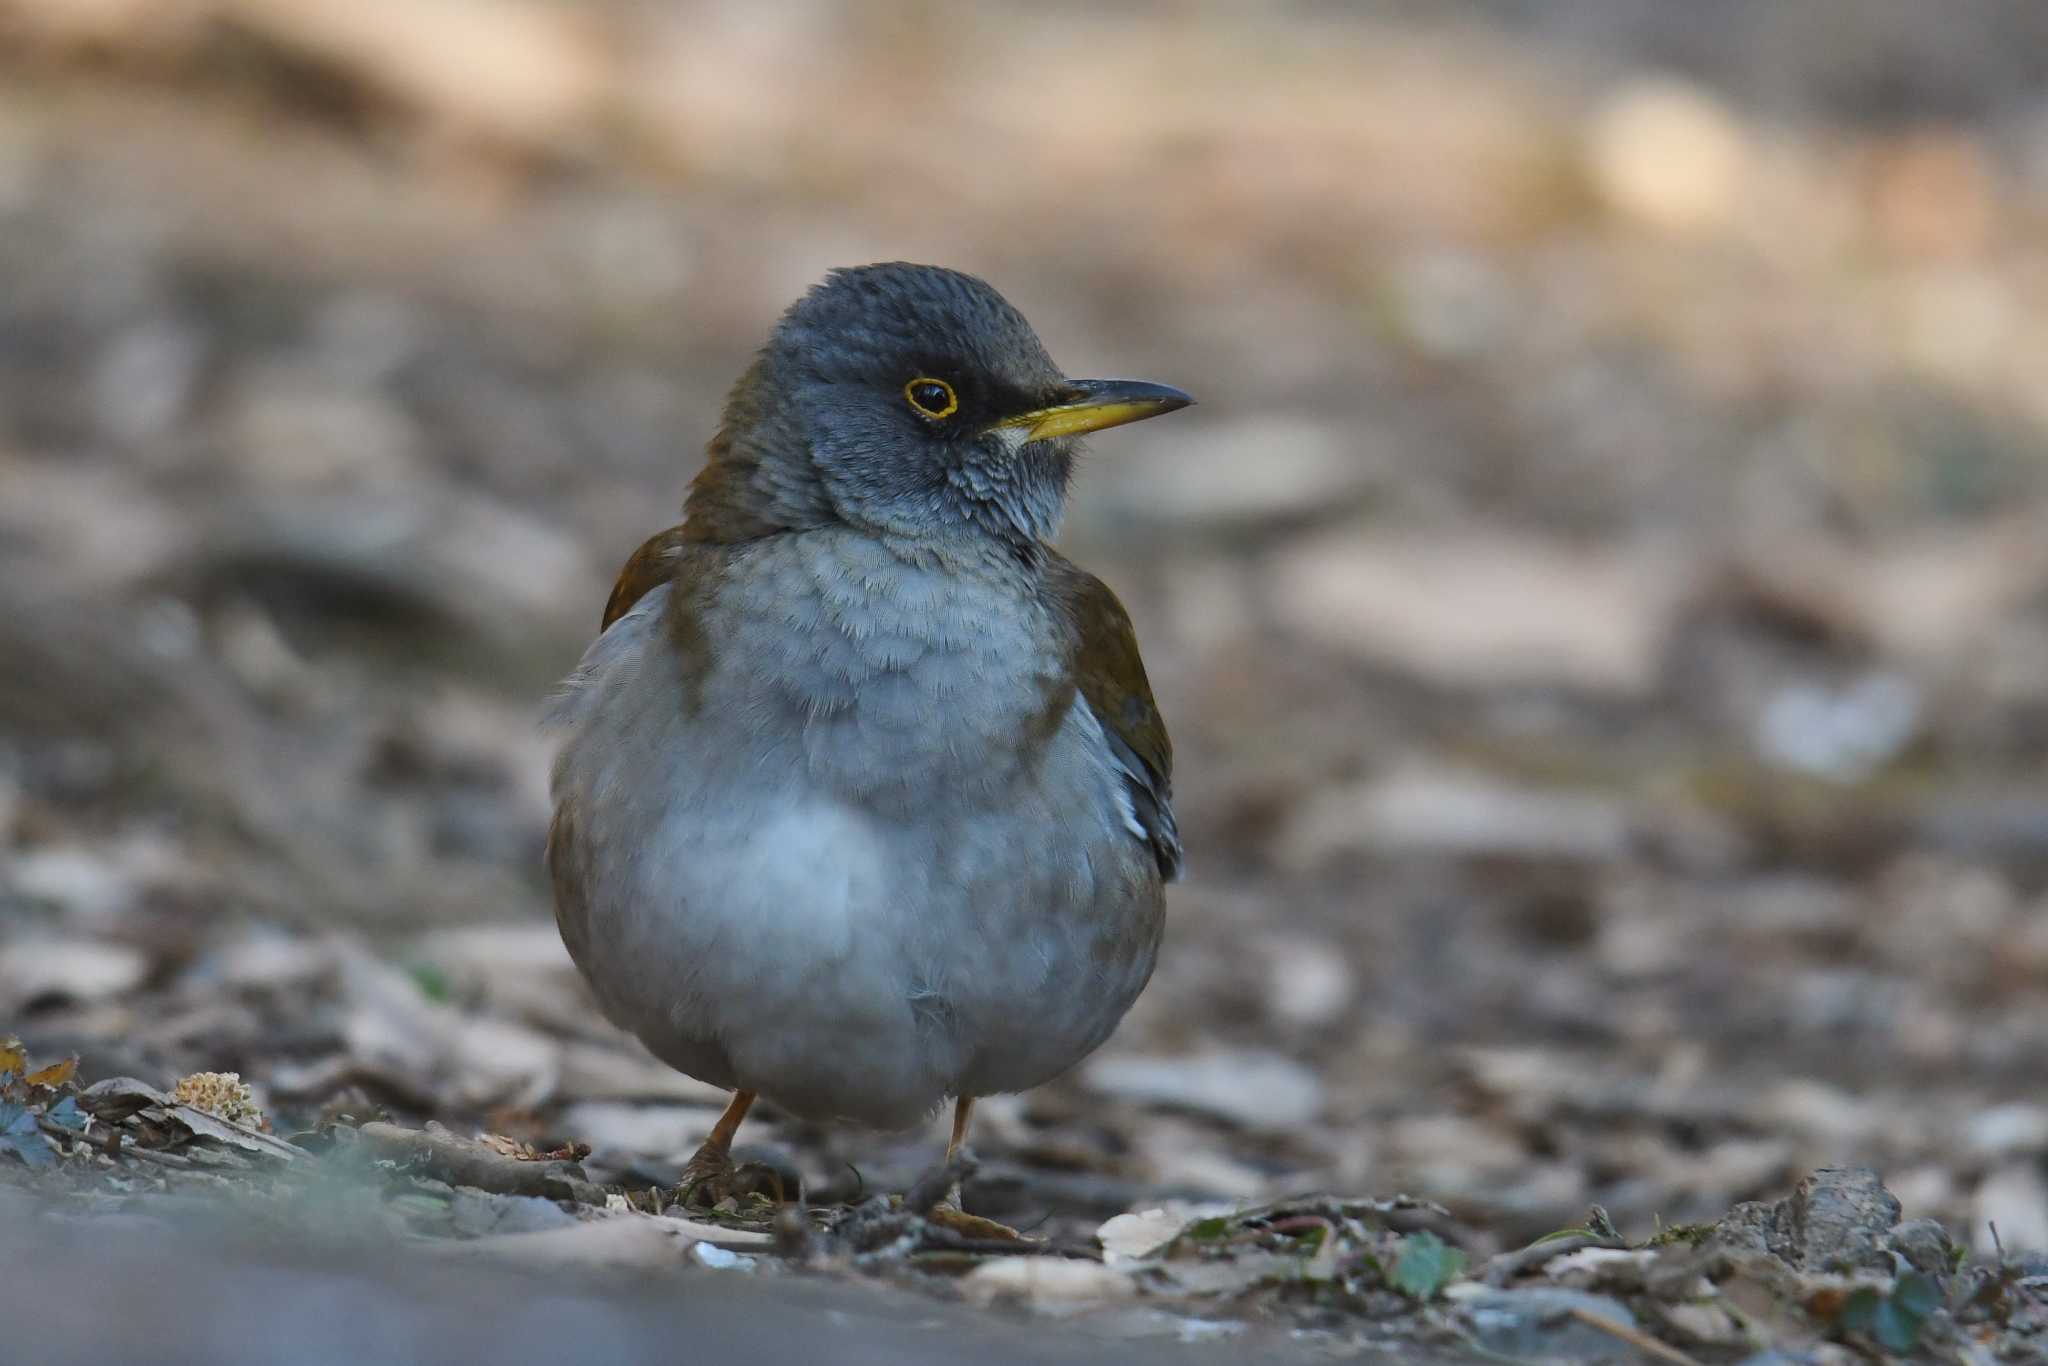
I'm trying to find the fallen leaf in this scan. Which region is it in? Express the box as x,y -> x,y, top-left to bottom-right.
42,1096 -> 87,1134
148,1104 -> 307,1162
77,1077 -> 175,1122
25,1057 -> 78,1088
0,1101 -> 55,1168
1391,1231 -> 1467,1300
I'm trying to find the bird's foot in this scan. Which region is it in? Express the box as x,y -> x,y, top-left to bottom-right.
676,1143 -> 785,1210
924,1200 -> 1030,1243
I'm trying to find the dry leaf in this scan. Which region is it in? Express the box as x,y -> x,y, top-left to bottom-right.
25,1057 -> 79,1088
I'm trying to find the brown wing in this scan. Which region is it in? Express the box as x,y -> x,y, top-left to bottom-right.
1044,551 -> 1181,881
601,525 -> 691,632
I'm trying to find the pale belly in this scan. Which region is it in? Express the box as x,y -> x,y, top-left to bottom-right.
547,556 -> 1163,1129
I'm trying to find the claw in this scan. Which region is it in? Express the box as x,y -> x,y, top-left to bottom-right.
676,1149 -> 785,1209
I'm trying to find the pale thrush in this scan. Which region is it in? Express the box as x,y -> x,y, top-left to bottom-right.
547,262 -> 1191,1212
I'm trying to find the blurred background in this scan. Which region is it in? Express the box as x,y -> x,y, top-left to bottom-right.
3,0 -> 2047,1258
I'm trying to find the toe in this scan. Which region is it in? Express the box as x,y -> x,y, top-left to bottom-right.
925,1201 -> 1031,1243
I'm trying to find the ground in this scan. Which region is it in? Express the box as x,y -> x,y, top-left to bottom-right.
2,3 -> 2047,1362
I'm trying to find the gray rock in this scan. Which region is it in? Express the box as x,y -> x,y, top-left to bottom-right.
1887,1217 -> 1958,1287
1782,1168 -> 1903,1273
1712,1167 -> 1902,1274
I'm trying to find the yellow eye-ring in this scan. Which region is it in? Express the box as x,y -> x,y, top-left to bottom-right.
904,377 -> 958,419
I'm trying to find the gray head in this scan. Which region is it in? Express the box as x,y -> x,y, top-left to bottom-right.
687,263 -> 1191,548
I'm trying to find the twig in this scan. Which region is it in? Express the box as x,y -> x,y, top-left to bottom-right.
355,1121 -> 605,1204
1482,1231 -> 1631,1286
1565,1307 -> 1700,1366
114,1142 -> 199,1170
919,1230 -> 1061,1257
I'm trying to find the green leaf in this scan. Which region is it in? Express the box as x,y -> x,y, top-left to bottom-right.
1533,1225 -> 1592,1243
1186,1216 -> 1233,1241
1390,1230 -> 1467,1300
1873,1272 -> 1939,1351
1839,1275 -> 1938,1353
1839,1286 -> 1881,1335
407,962 -> 451,1003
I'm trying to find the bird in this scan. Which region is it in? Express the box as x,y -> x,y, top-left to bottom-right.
545,262 -> 1190,1223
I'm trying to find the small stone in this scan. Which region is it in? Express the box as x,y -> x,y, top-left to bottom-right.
1715,1168 -> 1904,1274
1256,936 -> 1355,1029
1886,1219 -> 1957,1288
1586,78 -> 1747,234
964,1257 -> 1137,1306
1782,1168 -> 1902,1273
1096,1209 -> 1182,1265
691,1242 -> 753,1271
1659,1299 -> 1742,1346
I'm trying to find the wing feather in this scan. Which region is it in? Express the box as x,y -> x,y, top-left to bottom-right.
1043,551 -> 1181,881
601,525 -> 690,631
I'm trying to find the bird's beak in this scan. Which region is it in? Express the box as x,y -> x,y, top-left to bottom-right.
992,378 -> 1195,442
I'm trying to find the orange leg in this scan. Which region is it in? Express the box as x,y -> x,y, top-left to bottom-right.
704,1089 -> 756,1155
678,1090 -> 756,1204
926,1095 -> 1026,1241
946,1095 -> 975,1162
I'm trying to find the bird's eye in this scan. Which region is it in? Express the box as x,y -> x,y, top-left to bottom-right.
904,377 -> 958,419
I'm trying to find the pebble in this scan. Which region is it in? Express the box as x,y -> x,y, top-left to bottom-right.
1586,77 -> 1747,233
1096,1209 -> 1183,1265
691,1242 -> 755,1271
963,1257 -> 1138,1307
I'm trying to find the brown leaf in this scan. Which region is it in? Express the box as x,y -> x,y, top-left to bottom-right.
78,1077 -> 175,1122
26,1057 -> 78,1088
150,1104 -> 308,1162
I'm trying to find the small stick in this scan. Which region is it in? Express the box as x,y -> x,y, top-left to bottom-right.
1566,1307 -> 1700,1366
355,1121 -> 604,1204
1482,1231 -> 1631,1286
